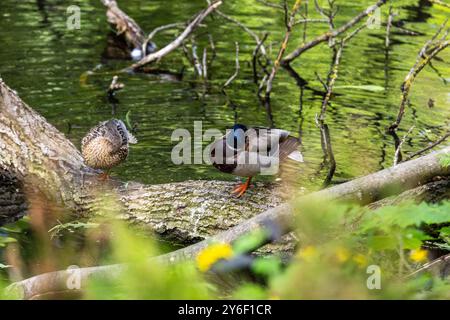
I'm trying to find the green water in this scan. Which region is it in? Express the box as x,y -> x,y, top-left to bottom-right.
0,0 -> 449,190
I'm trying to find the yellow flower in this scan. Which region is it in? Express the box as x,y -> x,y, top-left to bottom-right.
336,247 -> 350,263
353,254 -> 368,268
196,243 -> 234,272
409,249 -> 428,263
297,245 -> 317,262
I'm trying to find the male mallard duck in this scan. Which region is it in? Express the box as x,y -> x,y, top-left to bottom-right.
81,119 -> 137,179
210,124 -> 303,197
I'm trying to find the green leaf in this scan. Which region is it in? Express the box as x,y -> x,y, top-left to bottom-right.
367,235 -> 397,250
439,226 -> 450,237
125,110 -> 133,129
439,153 -> 450,169
402,229 -> 432,250
233,283 -> 267,300
0,263 -> 11,269
251,257 -> 282,278
361,201 -> 450,231
0,236 -> 17,247
334,85 -> 385,92
233,229 -> 268,254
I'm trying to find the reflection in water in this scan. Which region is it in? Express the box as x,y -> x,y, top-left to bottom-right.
316,120 -> 336,188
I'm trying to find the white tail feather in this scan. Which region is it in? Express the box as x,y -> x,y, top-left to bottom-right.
127,132 -> 138,144
288,150 -> 303,162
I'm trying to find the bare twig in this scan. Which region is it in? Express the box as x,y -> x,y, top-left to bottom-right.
208,34 -> 217,67
265,0 -> 303,100
202,47 -> 208,79
314,0 -> 337,30
330,23 -> 367,48
428,0 -> 450,8
385,6 -> 396,48
129,1 -> 222,70
405,253 -> 450,279
315,115 -> 336,187
191,40 -> 204,77
257,74 -> 268,97
393,126 -> 415,166
252,33 -> 269,85
107,75 -> 124,97
405,131 -> 450,161
223,42 -> 240,88
143,22 -> 185,55
319,44 -> 343,122
315,71 -> 328,90
256,0 -> 284,10
391,25 -> 422,37
210,3 -> 268,57
388,21 -> 449,131
146,22 -> 185,42
301,0 -> 309,41
294,18 -> 328,25
281,0 -> 387,65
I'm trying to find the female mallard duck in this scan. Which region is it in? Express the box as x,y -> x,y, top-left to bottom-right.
81,119 -> 137,179
210,124 -> 303,197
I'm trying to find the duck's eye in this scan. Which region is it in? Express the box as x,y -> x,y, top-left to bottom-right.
226,129 -> 246,150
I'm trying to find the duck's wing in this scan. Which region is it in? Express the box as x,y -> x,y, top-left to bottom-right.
81,121 -> 117,156
82,121 -> 109,148
245,127 -> 290,152
280,136 -> 303,162
105,119 -> 137,146
246,127 -> 303,163
82,119 -> 134,155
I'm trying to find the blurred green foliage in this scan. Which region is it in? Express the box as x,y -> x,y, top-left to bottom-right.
0,197 -> 449,300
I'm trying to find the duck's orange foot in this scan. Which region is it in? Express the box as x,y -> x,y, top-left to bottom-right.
231,177 -> 252,198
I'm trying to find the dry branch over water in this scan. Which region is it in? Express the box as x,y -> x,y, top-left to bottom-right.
129,1 -> 222,70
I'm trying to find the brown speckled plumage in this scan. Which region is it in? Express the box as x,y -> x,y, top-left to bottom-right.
81,119 -> 137,170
